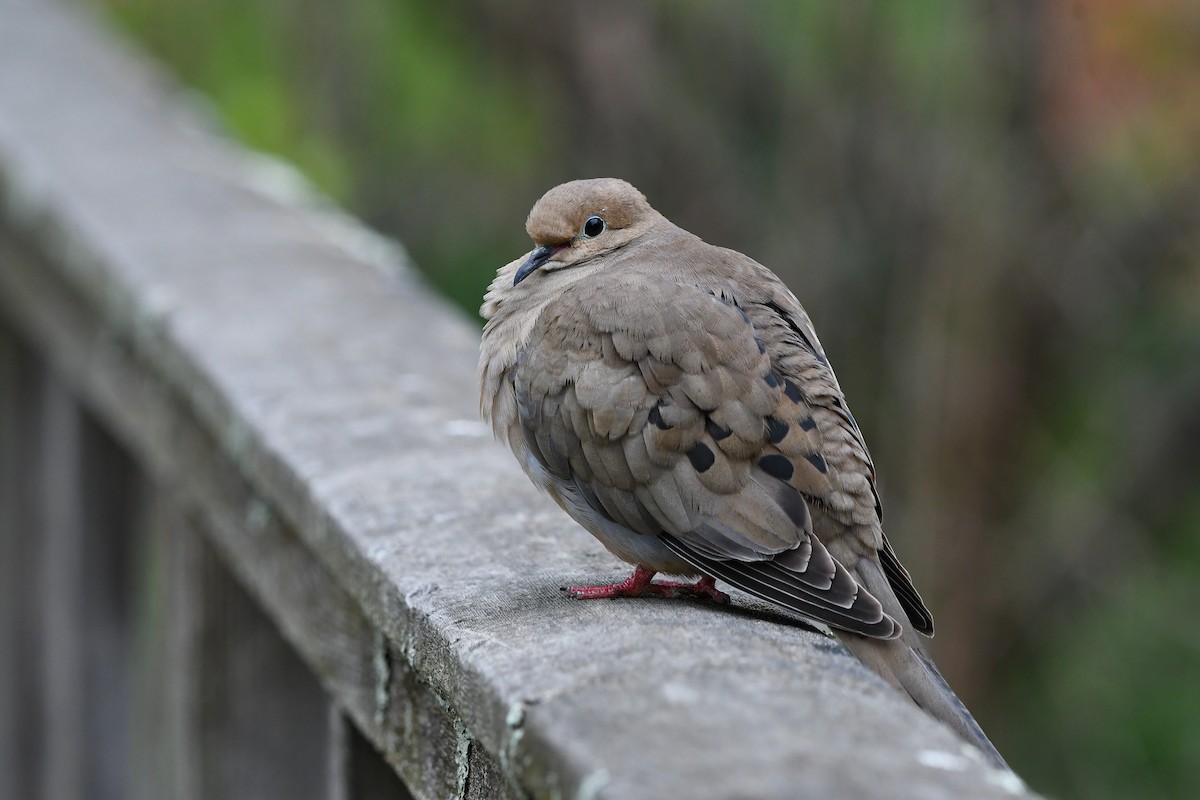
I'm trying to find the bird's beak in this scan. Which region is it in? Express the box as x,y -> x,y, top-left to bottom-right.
513,245 -> 561,285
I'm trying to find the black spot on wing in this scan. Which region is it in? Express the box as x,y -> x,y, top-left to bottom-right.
757,454 -> 794,481
706,419 -> 732,441
763,371 -> 780,389
765,417 -> 789,444
687,442 -> 716,473
805,453 -> 828,474
798,415 -> 817,431
783,379 -> 804,403
649,403 -> 671,430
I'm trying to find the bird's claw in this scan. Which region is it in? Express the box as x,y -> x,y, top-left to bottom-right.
563,567 -> 729,604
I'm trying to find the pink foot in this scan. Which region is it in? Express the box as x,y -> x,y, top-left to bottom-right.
564,566 -> 729,604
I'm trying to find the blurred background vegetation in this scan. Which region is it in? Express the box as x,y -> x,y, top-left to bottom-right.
95,0 -> 1200,796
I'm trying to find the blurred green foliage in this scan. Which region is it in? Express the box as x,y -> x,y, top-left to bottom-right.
108,0 -> 546,312
99,1 -> 1200,797
111,0 -> 352,199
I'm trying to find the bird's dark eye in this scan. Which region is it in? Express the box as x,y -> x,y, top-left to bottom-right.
582,215 -> 606,238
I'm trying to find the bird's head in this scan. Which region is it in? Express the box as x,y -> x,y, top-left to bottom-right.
513,178 -> 657,286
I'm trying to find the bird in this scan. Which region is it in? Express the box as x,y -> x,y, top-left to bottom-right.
478,177 -> 1009,770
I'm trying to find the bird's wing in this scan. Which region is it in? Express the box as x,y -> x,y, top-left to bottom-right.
726,262 -> 935,636
514,271 -> 901,638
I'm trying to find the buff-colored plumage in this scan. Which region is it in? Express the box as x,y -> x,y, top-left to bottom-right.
479,178 -> 1008,769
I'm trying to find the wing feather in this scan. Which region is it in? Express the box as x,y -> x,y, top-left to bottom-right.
514,272 -> 921,639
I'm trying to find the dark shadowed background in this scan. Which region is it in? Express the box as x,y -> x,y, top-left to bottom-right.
95,1 -> 1200,797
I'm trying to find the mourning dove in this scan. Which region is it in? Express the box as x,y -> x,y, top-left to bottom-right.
479,178 -> 1008,769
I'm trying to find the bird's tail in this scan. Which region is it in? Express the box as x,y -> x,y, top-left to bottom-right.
841,634 -> 1010,771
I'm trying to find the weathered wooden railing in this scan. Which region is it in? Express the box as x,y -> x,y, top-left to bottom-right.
0,2 -> 1035,798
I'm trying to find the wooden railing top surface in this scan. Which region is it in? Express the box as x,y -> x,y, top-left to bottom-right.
0,2 -> 1033,797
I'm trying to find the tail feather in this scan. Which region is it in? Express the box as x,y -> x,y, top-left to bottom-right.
838,548 -> 1012,770
841,634 -> 1010,771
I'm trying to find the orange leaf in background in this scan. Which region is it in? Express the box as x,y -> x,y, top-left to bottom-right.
1043,0 -> 1200,188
